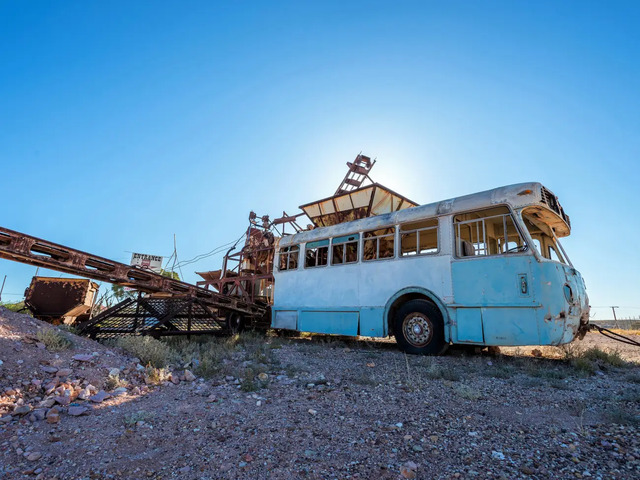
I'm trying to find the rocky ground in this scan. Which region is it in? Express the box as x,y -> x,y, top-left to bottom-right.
1,307 -> 639,480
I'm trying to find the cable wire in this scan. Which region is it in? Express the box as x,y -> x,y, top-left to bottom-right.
171,232 -> 247,270
591,324 -> 640,347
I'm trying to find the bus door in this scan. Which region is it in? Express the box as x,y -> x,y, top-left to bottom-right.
451,207 -> 539,346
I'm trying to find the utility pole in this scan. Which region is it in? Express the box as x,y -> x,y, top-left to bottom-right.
611,306 -> 619,328
0,275 -> 6,303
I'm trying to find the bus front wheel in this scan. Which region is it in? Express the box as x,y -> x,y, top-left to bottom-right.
394,300 -> 446,355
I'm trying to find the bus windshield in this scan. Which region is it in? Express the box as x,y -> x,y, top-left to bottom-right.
521,207 -> 567,264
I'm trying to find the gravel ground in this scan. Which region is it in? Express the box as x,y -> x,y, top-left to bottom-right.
1,307 -> 639,480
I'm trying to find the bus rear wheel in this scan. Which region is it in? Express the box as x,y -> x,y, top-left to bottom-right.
394,300 -> 446,355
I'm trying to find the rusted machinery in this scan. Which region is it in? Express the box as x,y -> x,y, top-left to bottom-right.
0,226 -> 267,338
0,154 -> 413,338
24,277 -> 99,324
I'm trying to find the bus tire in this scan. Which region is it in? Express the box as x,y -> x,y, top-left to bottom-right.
393,299 -> 446,355
226,312 -> 245,335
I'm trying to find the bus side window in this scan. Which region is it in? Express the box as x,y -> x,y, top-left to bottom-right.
363,227 -> 395,261
453,206 -> 525,257
331,234 -> 359,265
305,239 -> 329,268
548,245 -> 564,263
278,245 -> 299,271
400,219 -> 438,256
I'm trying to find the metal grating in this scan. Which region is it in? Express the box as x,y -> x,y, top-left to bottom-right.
78,296 -> 226,339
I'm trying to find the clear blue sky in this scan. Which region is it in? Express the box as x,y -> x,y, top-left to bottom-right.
1,1 -> 638,320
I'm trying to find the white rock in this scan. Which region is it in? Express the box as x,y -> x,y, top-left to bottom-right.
26,452 -> 42,462
109,368 -> 120,377
491,451 -> 505,460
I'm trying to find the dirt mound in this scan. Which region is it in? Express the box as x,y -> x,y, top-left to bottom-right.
0,307 -> 147,422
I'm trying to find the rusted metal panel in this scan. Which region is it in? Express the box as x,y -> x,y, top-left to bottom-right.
25,277 -> 99,324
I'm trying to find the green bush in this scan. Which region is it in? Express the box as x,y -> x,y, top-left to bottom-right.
110,336 -> 175,368
581,347 -> 626,367
165,336 -> 237,378
36,328 -> 73,352
571,357 -> 596,376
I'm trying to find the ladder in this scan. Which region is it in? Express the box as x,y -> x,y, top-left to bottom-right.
335,154 -> 376,195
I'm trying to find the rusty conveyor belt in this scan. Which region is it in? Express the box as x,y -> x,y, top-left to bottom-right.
0,226 -> 267,327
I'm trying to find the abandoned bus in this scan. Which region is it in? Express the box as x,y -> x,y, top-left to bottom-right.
271,182 -> 590,354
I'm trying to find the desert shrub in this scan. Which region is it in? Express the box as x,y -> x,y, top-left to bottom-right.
425,364 -> 460,381
454,384 -> 481,400
604,405 -> 640,426
110,336 -> 175,368
123,410 -> 153,427
581,347 -> 626,367
571,357 -> 596,376
36,328 -> 73,352
239,367 -> 260,392
225,331 -> 281,367
559,342 -> 583,360
165,336 -> 238,378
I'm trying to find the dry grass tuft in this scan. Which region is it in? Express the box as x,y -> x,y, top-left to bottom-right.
104,374 -> 128,390
454,384 -> 481,400
144,366 -> 171,385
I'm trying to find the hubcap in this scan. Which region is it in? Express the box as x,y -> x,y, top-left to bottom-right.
402,313 -> 433,347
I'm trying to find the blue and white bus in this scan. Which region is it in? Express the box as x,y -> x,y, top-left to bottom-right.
271,182 -> 590,354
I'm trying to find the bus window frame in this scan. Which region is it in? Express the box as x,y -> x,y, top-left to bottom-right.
304,238 -> 330,269
398,218 -> 440,258
362,226 -> 396,262
278,244 -> 300,271
519,208 -> 573,267
331,233 -> 360,266
452,205 -> 530,260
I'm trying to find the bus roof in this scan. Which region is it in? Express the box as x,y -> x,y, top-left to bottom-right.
280,181 -> 570,247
